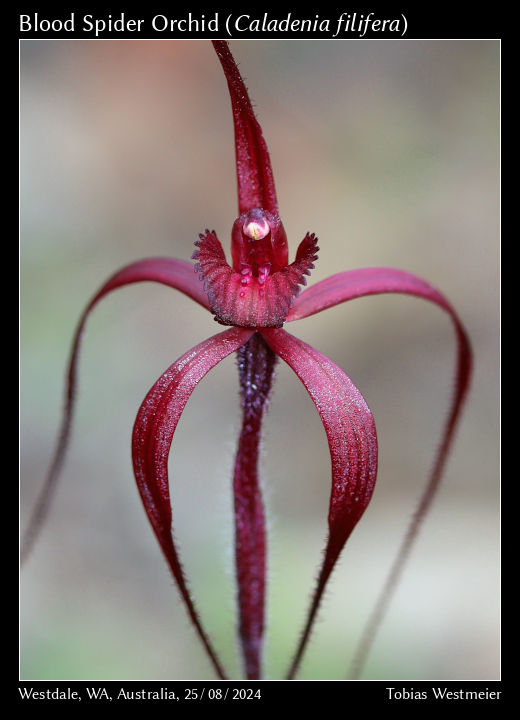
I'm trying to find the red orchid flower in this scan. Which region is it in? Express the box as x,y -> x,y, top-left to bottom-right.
22,41 -> 471,681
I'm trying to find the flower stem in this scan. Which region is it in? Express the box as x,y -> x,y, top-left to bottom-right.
234,333 -> 277,679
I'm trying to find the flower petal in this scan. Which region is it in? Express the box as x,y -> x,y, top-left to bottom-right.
132,327 -> 253,679
21,257 -> 210,564
288,266 -> 463,322
194,230 -> 319,328
89,257 -> 212,311
260,327 -> 378,679
213,41 -> 278,215
287,267 -> 472,677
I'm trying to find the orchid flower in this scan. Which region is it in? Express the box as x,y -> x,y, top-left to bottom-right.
22,40 -> 472,681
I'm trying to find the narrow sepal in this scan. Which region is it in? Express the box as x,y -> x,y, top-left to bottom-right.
21,257 -> 211,564
194,230 -> 319,328
260,328 -> 378,678
132,327 -> 253,679
212,41 -> 278,215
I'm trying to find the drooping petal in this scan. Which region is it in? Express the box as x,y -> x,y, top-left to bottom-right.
212,41 -> 278,215
287,267 -> 472,677
260,328 -> 378,679
194,230 -> 318,328
132,327 -> 253,679
288,266 -> 464,323
21,258 -> 211,564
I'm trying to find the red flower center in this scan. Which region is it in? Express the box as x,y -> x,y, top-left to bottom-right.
231,208 -> 289,277
193,222 -> 318,329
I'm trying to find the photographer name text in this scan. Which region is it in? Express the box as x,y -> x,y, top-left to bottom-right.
387,687 -> 502,701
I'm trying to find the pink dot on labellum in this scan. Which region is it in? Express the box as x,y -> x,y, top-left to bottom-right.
242,210 -> 270,241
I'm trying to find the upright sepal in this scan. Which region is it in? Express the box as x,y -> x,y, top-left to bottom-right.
213,41 -> 278,215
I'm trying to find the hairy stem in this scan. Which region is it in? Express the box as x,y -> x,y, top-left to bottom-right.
234,333 -> 277,679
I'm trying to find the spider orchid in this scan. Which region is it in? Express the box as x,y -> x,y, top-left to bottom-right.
22,40 -> 472,681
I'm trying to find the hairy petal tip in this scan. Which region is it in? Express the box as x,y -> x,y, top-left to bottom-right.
132,326 -> 253,679
261,328 -> 378,679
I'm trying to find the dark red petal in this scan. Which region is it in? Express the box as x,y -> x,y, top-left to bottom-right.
132,327 -> 253,679
194,230 -> 319,328
21,258 -> 211,564
90,257 -> 211,311
260,328 -> 378,679
287,267 -> 472,677
212,41 -> 278,215
288,266 -> 460,322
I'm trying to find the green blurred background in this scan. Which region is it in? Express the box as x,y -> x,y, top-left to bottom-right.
20,40 -> 499,680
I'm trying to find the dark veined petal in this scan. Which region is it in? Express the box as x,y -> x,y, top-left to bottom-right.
132,327 -> 253,679
194,230 -> 319,328
287,267 -> 472,677
212,41 -> 278,215
260,328 -> 378,679
21,258 -> 211,564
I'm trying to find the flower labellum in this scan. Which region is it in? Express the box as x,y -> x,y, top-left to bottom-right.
22,41 -> 472,681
